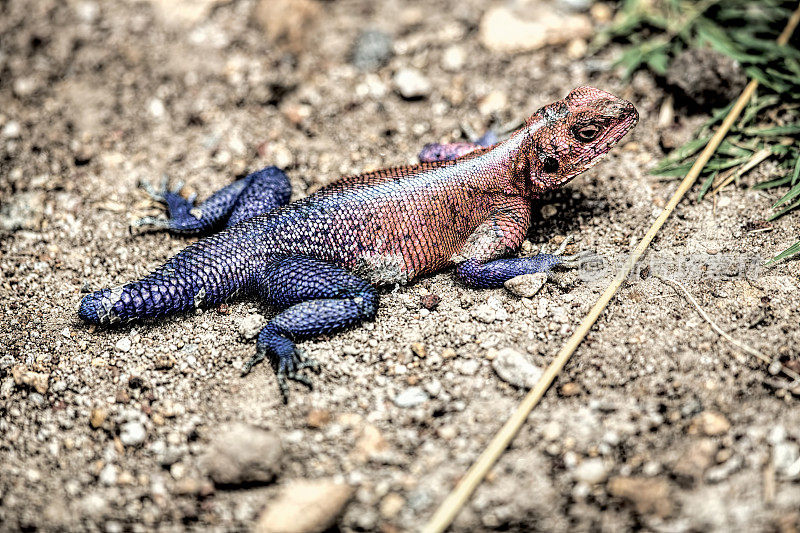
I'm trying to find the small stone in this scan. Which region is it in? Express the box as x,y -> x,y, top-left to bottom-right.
492,348 -> 542,388
238,313 -> 266,340
200,423 -> 282,486
673,439 -> 716,481
90,408 -> 108,429
472,304 -> 496,323
705,455 -> 743,483
393,68 -> 432,100
774,442 -> 800,478
479,6 -> 592,53
115,337 -> 132,353
354,424 -> 388,461
437,425 -> 458,440
573,458 -> 608,484
11,365 -> 50,394
254,479 -> 353,533
441,45 -> 465,72
394,387 -> 429,408
540,204 -> 558,218
351,29 -> 393,70
420,294 -> 441,310
148,98 -> 166,119
456,359 -> 480,376
692,411 -> 730,436
542,421 -> 562,441
590,3 -> 612,23
559,382 -> 581,397
424,379 -> 442,397
99,464 -> 117,486
307,409 -> 331,428
410,342 -> 426,358
2,120 -> 21,138
119,421 -> 147,447
12,77 -> 36,97
504,273 -> 547,298
441,348 -> 456,359
380,492 -> 405,519
566,38 -> 588,59
478,91 -> 508,116
607,476 -> 673,518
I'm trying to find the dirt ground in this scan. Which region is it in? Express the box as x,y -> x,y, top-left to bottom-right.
2,0 -> 800,531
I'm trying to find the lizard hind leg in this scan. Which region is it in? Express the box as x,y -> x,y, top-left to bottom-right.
134,166 -> 292,235
243,256 -> 378,402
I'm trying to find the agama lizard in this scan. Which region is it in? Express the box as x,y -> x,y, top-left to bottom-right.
78,86 -> 638,400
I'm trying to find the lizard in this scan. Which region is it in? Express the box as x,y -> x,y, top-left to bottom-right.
78,86 -> 638,401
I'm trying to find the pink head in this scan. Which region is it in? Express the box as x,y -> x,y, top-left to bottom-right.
521,86 -> 638,194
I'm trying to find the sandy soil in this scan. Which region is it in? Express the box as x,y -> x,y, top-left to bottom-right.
2,0 -> 800,531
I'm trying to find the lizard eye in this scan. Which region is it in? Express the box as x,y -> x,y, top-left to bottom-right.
573,124 -> 601,143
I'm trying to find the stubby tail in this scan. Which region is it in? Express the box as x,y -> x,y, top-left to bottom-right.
78,230 -> 256,325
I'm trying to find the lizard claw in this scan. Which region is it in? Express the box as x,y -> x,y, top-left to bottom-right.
132,216 -> 171,230
242,345 -> 318,403
560,250 -> 601,269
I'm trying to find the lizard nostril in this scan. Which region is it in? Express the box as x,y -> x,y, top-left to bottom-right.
543,157 -> 559,174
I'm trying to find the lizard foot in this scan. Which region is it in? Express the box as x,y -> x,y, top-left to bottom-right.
138,176 -> 186,204
242,344 -> 319,403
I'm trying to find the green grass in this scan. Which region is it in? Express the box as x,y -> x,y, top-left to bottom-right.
593,0 -> 800,266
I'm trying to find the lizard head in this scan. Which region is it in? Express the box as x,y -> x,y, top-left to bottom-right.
525,86 -> 638,193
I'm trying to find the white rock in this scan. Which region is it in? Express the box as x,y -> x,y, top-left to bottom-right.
115,337 -> 132,353
573,458 -> 608,484
456,359 -> 480,376
2,121 -> 21,139
393,387 -> 429,408
479,6 -> 592,53
492,348 -> 543,388
119,421 -> 146,446
441,45 -> 465,72
238,313 -> 266,340
393,68 -> 431,99
505,273 -> 547,298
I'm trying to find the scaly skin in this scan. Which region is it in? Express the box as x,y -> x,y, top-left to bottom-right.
78,86 -> 638,401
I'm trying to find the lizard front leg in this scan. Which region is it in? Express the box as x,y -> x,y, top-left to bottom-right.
135,166 -> 291,234
452,202 -> 566,288
243,256 -> 378,402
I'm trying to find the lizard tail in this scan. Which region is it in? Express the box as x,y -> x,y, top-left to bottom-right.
78,230 -> 256,325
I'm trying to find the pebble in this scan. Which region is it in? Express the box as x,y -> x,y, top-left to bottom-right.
115,337 -> 132,353
200,423 -> 282,485
419,294 -> 440,310
90,408 -> 108,429
491,348 -> 542,388
99,464 -> 117,486
424,379 -> 442,397
672,438 -> 716,481
573,458 -> 608,484
393,387 -> 429,408
379,492 -> 405,519
238,313 -> 266,340
351,29 -> 393,70
254,479 -> 353,533
479,6 -> 592,53
119,421 -> 147,447
504,273 -> 547,298
607,476 -> 673,518
478,91 -> 508,116
441,45 -> 465,72
2,120 -> 21,138
774,441 -> 800,478
692,411 -> 730,436
393,68 -> 431,99
471,304 -> 496,323
456,359 -> 480,376
11,366 -> 50,394
705,455 -> 743,483
542,421 -> 562,441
